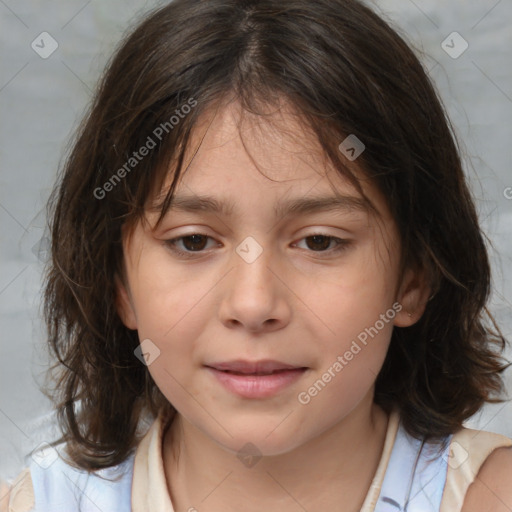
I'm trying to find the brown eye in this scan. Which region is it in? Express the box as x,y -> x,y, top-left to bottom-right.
163,233 -> 217,258
294,234 -> 351,257
180,234 -> 209,251
304,235 -> 333,251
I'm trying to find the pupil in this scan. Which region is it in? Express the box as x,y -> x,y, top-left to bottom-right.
184,234 -> 207,251
307,235 -> 330,251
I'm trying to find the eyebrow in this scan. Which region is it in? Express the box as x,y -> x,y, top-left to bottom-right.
153,193 -> 368,218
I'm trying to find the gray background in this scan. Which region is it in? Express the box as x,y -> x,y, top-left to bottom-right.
1,0 -> 511,482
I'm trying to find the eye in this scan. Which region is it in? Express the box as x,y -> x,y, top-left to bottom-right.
293,234 -> 350,255
163,233 -> 218,258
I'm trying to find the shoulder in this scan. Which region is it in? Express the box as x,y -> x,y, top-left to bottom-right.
0,467 -> 34,512
440,424 -> 512,512
31,449 -> 135,512
461,445 -> 512,512
1,447 -> 136,512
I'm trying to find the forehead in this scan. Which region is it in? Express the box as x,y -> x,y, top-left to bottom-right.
150,98 -> 390,224
184,98 -> 333,180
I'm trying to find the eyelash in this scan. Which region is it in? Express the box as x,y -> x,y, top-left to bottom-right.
163,233 -> 351,259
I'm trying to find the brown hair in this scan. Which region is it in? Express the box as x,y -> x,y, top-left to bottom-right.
42,0 -> 510,471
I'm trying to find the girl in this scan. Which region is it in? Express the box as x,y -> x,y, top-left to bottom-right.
2,0 -> 512,510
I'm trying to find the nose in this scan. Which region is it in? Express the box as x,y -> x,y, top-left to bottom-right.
218,240 -> 291,333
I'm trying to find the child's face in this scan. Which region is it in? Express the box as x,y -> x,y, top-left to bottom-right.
117,100 -> 426,456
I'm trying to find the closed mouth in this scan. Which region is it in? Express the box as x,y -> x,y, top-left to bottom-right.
204,359 -> 307,375
213,368 -> 306,376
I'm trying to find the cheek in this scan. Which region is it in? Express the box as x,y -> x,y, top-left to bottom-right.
127,253 -> 219,398
129,250 -> 217,338
294,244 -> 397,346
290,246 -> 398,413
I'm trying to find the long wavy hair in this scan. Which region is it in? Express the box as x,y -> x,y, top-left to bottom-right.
42,0 -> 510,471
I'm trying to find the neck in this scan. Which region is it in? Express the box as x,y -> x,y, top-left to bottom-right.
162,398 -> 389,512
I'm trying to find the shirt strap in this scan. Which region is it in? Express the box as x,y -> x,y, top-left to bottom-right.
374,419 -> 452,511
360,409 -> 401,512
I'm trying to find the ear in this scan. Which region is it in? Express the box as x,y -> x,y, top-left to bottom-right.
115,274 -> 138,330
393,265 -> 431,327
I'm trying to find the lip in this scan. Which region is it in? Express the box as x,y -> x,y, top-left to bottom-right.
204,360 -> 308,399
206,359 -> 303,374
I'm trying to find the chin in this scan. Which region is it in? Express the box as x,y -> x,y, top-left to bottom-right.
205,416 -> 309,459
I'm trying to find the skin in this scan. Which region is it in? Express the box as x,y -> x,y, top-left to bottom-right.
462,446 -> 512,511
116,97 -> 444,511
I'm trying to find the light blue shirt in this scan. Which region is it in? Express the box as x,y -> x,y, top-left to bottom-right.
27,419 -> 450,511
